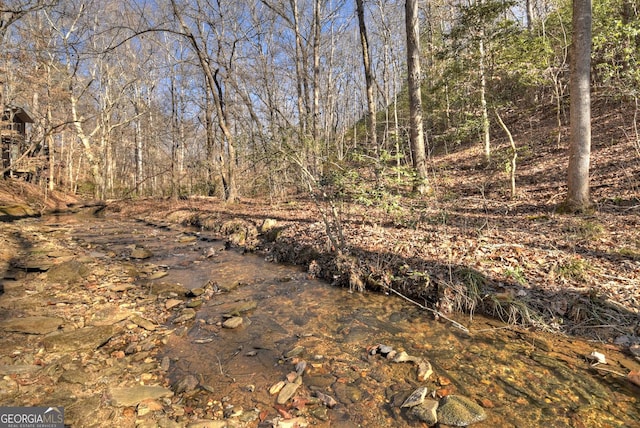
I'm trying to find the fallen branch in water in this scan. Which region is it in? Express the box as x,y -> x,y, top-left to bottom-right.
590,363 -> 626,378
384,285 -> 469,333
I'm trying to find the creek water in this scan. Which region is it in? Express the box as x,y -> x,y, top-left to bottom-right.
63,215 -> 639,427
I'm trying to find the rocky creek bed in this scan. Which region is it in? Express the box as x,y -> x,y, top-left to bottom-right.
0,210 -> 639,427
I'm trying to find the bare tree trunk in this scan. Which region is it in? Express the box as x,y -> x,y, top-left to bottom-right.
132,84 -> 144,196
311,0 -> 321,175
45,64 -> 55,191
70,93 -> 103,199
495,110 -> 517,198
204,90 -> 217,197
356,0 -> 378,155
566,0 -> 592,211
479,34 -> 491,164
405,0 -> 429,194
289,0 -> 313,172
526,0 -> 535,30
171,0 -> 238,201
170,74 -> 179,198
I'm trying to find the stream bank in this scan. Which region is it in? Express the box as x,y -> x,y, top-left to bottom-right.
1,208 -> 639,427
105,197 -> 640,345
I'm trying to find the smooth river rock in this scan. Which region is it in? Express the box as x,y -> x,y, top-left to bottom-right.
437,395 -> 487,426
131,247 -> 154,259
0,316 -> 64,334
173,308 -> 196,323
222,316 -> 243,329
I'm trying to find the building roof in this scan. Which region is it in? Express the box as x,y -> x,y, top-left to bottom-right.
3,106 -> 34,123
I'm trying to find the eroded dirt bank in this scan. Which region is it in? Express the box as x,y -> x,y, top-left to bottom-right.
106,196 -> 639,346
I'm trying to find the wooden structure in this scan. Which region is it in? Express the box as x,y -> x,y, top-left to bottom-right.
1,105 -> 35,177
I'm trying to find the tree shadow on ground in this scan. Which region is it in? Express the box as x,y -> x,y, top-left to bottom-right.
0,222 -> 38,319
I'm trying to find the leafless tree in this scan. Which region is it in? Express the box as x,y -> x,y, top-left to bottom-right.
355,0 -> 377,155
405,0 -> 428,194
171,0 -> 239,201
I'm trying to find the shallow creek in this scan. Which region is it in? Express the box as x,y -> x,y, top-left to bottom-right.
60,215 -> 639,427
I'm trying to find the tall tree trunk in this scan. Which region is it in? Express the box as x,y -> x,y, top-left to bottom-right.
204,90 -> 217,197
566,0 -> 592,211
479,34 -> 491,164
289,0 -> 312,171
170,74 -> 179,198
133,84 -> 144,196
356,0 -> 378,155
171,0 -> 238,201
311,0 -> 321,175
70,93 -> 103,199
46,64 -> 55,191
405,0 -> 429,194
526,0 -> 535,31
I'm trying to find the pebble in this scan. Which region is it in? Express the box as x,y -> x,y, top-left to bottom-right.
310,406 -> 329,421
295,360 -> 307,375
409,399 -> 439,425
285,346 -> 305,358
131,247 -> 154,259
187,420 -> 227,428
222,316 -> 243,329
148,271 -> 168,280
276,381 -> 301,404
130,315 -> 157,331
136,399 -> 164,416
174,374 -> 199,393
417,359 -> 433,381
588,351 -> 606,364
269,381 -> 285,395
378,344 -> 393,354
173,308 -> 196,323
401,386 -> 428,408
392,351 -> 415,363
186,299 -> 203,308
165,299 -> 183,310
188,287 -> 205,297
314,391 -> 338,408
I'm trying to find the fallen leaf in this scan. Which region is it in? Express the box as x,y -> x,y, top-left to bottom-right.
275,405 -> 292,419
291,396 -> 308,410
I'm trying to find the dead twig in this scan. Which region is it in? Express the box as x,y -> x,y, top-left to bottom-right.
383,284 -> 469,333
590,364 -> 626,378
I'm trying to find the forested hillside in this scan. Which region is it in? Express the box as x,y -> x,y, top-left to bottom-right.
0,0 -> 636,205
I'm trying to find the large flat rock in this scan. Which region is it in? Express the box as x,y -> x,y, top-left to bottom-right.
109,385 -> 174,407
42,325 -> 115,352
0,316 -> 64,334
